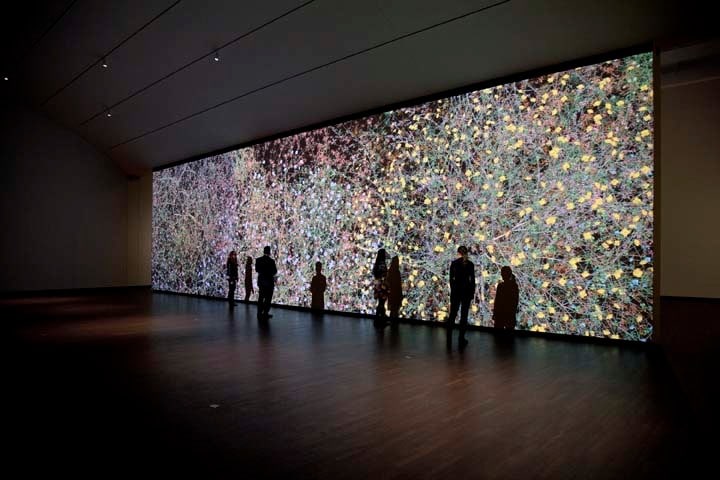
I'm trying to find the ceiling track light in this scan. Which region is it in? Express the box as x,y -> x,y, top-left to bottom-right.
102,58 -> 108,68
213,50 -> 220,62
106,110 -> 112,118
3,76 -> 8,81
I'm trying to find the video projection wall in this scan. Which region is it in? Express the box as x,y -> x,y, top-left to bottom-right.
153,52 -> 654,341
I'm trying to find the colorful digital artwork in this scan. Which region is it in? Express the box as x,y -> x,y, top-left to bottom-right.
153,52 -> 654,341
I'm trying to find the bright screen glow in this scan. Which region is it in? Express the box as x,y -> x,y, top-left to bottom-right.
153,52 -> 654,341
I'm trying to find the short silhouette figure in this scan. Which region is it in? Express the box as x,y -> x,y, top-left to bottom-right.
226,251 -> 239,307
310,261 -> 327,310
244,256 -> 254,301
493,266 -> 519,331
372,248 -> 389,320
256,246 -> 277,320
386,255 -> 403,320
447,245 -> 476,348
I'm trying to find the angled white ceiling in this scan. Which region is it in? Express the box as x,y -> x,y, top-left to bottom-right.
2,0 -> 715,173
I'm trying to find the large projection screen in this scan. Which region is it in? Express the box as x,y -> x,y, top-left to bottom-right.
153,52 -> 654,341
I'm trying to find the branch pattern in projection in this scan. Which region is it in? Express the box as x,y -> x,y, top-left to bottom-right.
153,53 -> 654,341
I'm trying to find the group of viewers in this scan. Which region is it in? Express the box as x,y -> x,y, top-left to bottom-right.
226,245 -> 519,345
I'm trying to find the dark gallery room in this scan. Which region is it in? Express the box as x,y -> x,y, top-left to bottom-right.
1,1 -> 718,478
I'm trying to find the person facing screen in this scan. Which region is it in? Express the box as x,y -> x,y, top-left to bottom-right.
372,248 -> 389,320
226,251 -> 239,307
386,255 -> 403,320
493,266 -> 519,331
447,245 -> 476,348
255,246 -> 277,320
310,261 -> 327,311
244,256 -> 254,301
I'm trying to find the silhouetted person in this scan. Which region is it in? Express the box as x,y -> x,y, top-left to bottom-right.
386,255 -> 403,320
244,256 -> 254,301
447,245 -> 476,348
372,248 -> 389,321
493,266 -> 519,331
226,251 -> 239,307
310,261 -> 327,310
256,246 -> 277,319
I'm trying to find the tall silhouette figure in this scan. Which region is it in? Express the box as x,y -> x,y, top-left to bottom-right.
226,251 -> 239,308
244,256 -> 254,301
493,266 -> 519,331
255,246 -> 277,320
372,248 -> 389,321
386,255 -> 403,320
447,245 -> 476,348
310,261 -> 327,310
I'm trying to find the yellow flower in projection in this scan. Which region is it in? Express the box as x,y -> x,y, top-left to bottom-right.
562,314 -> 570,322
548,306 -> 556,314
538,198 -> 548,206
402,298 -> 408,306
640,129 -> 651,138
620,228 -> 631,237
611,178 -> 620,186
569,257 -> 582,269
453,219 -> 460,226
542,281 -> 549,288
417,280 -> 426,288
543,263 -> 550,270
482,270 -> 489,278
633,268 -> 643,278
423,198 -> 431,205
640,84 -> 649,91
613,269 -> 623,279
475,232 -> 486,241
437,311 -> 447,321
634,239 -> 641,247
636,315 -> 643,323
603,329 -> 611,336
641,165 -> 651,175
566,202 -> 575,210
486,245 -> 495,254
497,191 -> 504,198
558,277 -> 567,287
537,312 -> 545,319
616,100 -> 625,106
549,147 -> 561,159
462,211 -> 469,218
579,290 -> 588,299
583,231 -> 593,241
455,182 -> 463,190
545,216 -> 557,226
434,245 -> 445,253
593,114 -> 603,125
581,271 -> 590,278
597,288 -> 606,295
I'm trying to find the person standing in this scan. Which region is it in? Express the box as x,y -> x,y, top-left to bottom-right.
226,251 -> 239,308
386,255 -> 403,320
493,266 -> 519,331
447,245 -> 476,347
310,261 -> 327,311
256,246 -> 277,319
244,256 -> 254,301
372,248 -> 389,320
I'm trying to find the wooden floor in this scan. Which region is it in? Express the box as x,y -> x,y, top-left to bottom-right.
1,290 -> 706,479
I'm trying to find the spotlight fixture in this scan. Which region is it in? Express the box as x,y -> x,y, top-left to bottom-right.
3,76 -> 8,81
102,58 -> 108,68
213,50 -> 220,62
106,111 -> 112,118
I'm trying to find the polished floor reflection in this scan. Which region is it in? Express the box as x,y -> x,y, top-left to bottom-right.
1,291 -> 702,479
